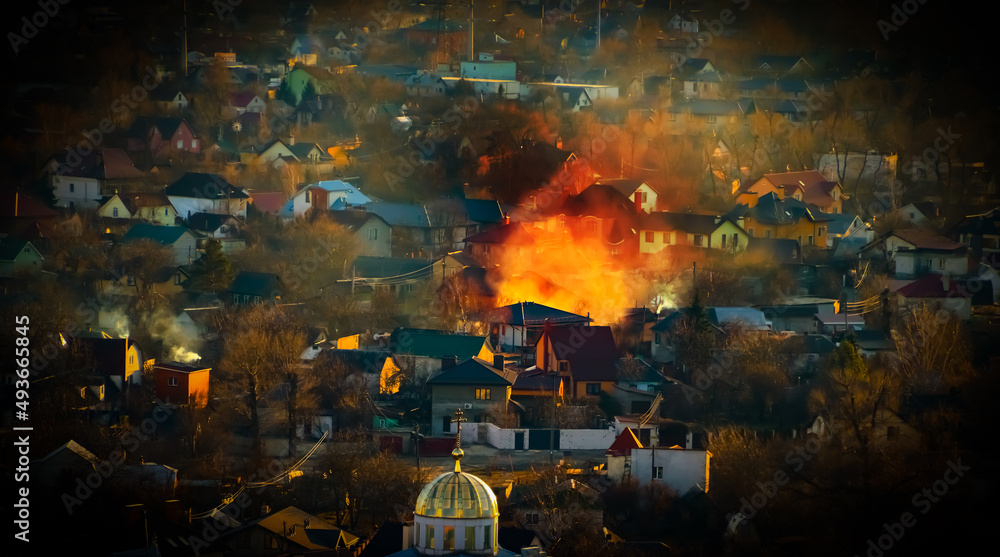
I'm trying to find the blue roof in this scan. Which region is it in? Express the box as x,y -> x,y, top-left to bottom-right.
363,202 -> 431,228
709,307 -> 771,330
311,180 -> 372,206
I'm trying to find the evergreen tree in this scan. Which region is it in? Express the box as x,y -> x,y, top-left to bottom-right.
187,239 -> 233,293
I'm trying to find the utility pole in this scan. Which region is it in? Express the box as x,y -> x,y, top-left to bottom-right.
469,0 -> 474,61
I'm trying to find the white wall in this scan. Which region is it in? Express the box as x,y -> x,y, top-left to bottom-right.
630,448 -> 710,494
460,423 -> 614,450
53,175 -> 102,209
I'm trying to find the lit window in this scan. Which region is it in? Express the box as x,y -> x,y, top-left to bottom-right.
476,388 -> 491,400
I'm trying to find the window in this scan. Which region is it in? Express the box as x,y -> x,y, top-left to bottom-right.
748,228 -> 754,237
165,208 -> 169,216
192,139 -> 198,149
693,234 -> 704,247
938,259 -> 944,269
706,115 -> 717,123
127,276 -> 136,286
168,377 -> 178,387
586,383 -> 601,395
113,207 -> 119,217
175,273 -> 182,285
664,232 -> 671,244
476,388 -> 491,400
818,227 -> 825,237
720,234 -> 727,248
527,513 -> 540,525
465,526 -> 476,550
644,231 -> 653,243
655,333 -> 661,344
558,361 -> 568,372
69,183 -> 75,192
653,466 -> 664,480
733,234 -> 739,247
444,526 -> 455,550
305,190 -> 312,203
369,228 -> 378,240
427,526 -> 435,549
177,140 -> 183,149
808,235 -> 814,245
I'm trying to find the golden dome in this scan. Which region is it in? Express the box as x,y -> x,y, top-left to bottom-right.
414,469 -> 498,520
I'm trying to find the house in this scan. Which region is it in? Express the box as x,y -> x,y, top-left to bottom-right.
327,209 -> 392,258
898,202 -> 941,226
405,72 -> 447,97
485,301 -> 591,354
825,213 -> 869,248
248,191 -> 289,216
539,183 -> 642,258
744,171 -> 845,214
224,92 -> 267,118
639,212 -> 748,254
363,202 -> 433,257
289,33 -> 322,66
427,355 -> 518,435
256,138 -> 328,167
0,237 -> 44,277
535,325 -> 618,400
666,99 -> 755,133
752,55 -> 815,76
228,271 -> 285,305
165,172 -> 249,219
285,66 -> 337,104
119,224 -> 198,266
32,440 -> 100,493
287,180 -> 372,217
66,335 -> 143,390
52,174 -> 102,210
625,447 -> 711,492
592,178 -> 659,214
224,506 -> 360,556
149,86 -> 190,112
894,274 -> 975,321
881,228 -> 968,279
126,117 -> 201,158
506,479 -> 603,539
733,193 -> 837,248
97,265 -> 186,298
153,362 -> 210,407
350,256 -> 433,299
48,148 -> 146,205
461,53 -> 517,80
758,298 -> 838,334
98,193 -> 178,225
814,313 -> 866,335
388,328 -> 494,384
187,212 -> 244,246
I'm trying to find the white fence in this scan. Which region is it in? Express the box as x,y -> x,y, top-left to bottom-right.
460,423 -> 616,450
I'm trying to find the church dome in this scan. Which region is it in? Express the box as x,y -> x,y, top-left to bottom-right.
414,467 -> 499,520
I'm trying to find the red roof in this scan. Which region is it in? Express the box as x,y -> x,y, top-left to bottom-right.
889,228 -> 965,251
250,191 -> 288,214
606,428 -> 642,456
896,274 -> 972,299
0,191 -> 58,218
228,91 -> 261,108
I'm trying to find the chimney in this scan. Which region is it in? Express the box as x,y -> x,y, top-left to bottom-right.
493,354 -> 505,370
441,356 -> 457,370
634,195 -> 643,214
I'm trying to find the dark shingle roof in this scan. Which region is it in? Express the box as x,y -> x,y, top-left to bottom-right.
120,224 -> 191,245
166,173 -> 248,199
542,325 -> 618,382
491,301 -> 590,326
228,271 -> 283,297
427,357 -> 516,386
389,328 -> 488,359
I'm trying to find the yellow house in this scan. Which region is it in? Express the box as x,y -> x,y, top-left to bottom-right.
738,192 -> 837,248
535,325 -> 619,399
639,212 -> 748,253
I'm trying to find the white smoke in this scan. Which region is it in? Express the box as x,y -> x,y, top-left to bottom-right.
169,346 -> 201,364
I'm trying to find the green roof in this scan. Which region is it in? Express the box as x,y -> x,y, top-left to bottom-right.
120,224 -> 191,245
389,328 -> 488,359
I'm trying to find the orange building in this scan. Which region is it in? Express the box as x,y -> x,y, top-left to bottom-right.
154,362 -> 210,407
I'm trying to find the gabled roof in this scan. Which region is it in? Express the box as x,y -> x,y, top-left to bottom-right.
592,178 -> 651,198
427,357 -> 517,386
463,198 -> 505,224
642,212 -> 734,235
606,428 -> 643,457
0,237 -> 37,262
708,307 -> 771,330
896,275 -> 975,299
327,209 -> 388,231
228,91 -> 262,107
249,506 -> 359,551
541,325 -> 618,382
888,228 -> 965,252
491,301 -> 591,326
566,183 -> 635,218
363,202 -> 431,228
128,116 -> 189,139
166,172 -> 248,199
0,192 -> 58,218
35,440 -> 99,466
66,336 -> 137,378
188,212 -> 235,233
120,224 -> 191,245
249,191 -> 289,214
389,328 -> 488,360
